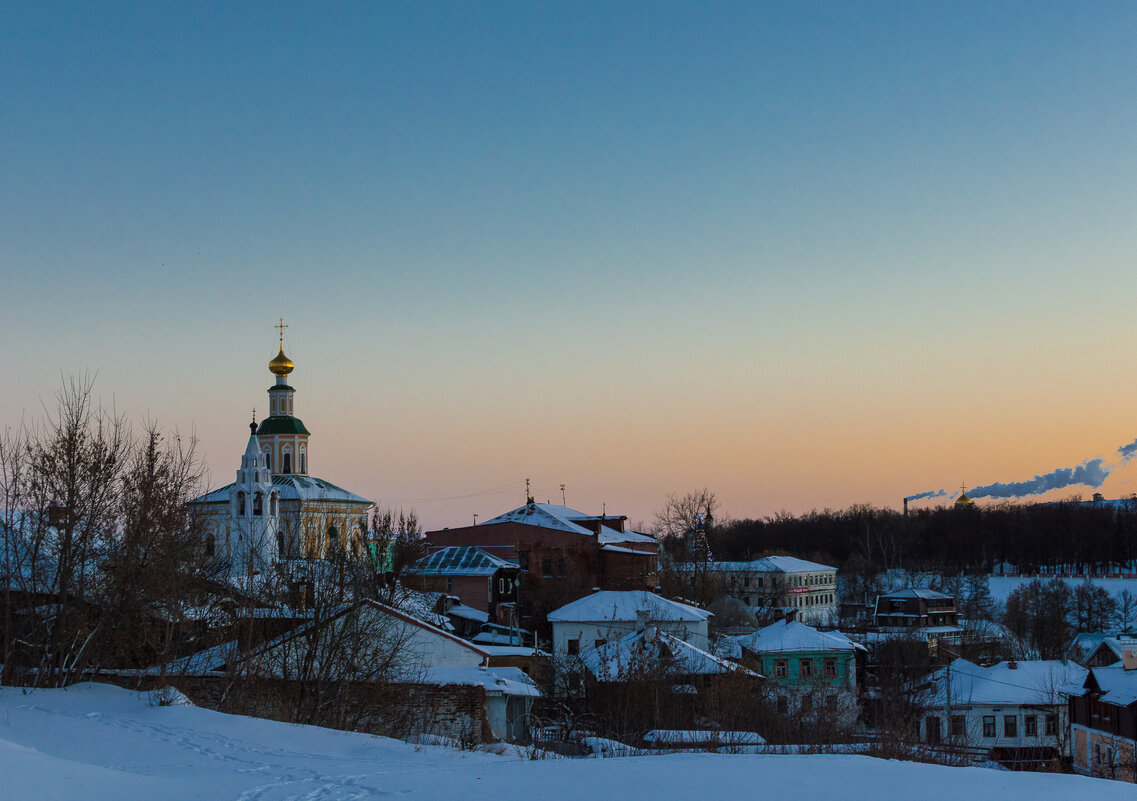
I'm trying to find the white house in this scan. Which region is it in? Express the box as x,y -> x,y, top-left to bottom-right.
234,600 -> 541,743
547,590 -> 711,655
919,658 -> 1087,767
681,556 -> 838,623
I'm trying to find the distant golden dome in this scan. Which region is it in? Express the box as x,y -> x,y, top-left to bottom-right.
955,492 -> 974,506
269,347 -> 294,376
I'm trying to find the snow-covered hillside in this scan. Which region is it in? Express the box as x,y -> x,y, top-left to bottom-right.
0,684 -> 1131,800
989,575 -> 1137,603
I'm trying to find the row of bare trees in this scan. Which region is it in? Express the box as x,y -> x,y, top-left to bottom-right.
0,377 -> 217,686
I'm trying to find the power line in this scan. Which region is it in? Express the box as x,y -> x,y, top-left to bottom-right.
377,480 -> 524,506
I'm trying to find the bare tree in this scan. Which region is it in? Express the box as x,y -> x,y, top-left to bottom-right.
1117,589 -> 1137,633
653,489 -> 726,554
0,378 -> 217,686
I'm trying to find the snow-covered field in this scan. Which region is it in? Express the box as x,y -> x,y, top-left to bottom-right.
1,684 -> 1132,800
988,575 -> 1137,604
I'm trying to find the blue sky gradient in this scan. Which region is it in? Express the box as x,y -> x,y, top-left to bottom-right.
4,2 -> 1137,527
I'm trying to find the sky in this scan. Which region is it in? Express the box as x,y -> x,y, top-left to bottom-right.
3,1 -> 1137,531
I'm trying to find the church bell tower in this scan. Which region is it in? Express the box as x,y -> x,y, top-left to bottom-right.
256,319 -> 310,476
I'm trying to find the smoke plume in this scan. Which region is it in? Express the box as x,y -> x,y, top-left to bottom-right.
905,489 -> 947,502
1118,437 -> 1137,464
967,458 -> 1111,500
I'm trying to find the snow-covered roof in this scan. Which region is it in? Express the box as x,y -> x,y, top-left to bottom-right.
600,543 -> 654,555
476,644 -> 548,658
1086,666 -> 1137,706
447,603 -> 490,623
730,620 -> 866,655
683,555 -> 836,574
407,547 -> 517,577
481,503 -> 657,545
879,588 -> 953,601
193,474 -> 372,505
580,629 -> 760,681
421,665 -> 542,697
924,659 -> 1087,708
548,590 -> 710,623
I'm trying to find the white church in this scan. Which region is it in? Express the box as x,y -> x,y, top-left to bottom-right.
191,327 -> 374,578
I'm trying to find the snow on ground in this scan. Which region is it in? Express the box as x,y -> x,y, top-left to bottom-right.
989,575 -> 1137,603
1,683 -> 1133,801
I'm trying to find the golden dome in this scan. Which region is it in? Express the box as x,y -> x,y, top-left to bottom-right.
955,492 -> 974,506
269,347 -> 294,376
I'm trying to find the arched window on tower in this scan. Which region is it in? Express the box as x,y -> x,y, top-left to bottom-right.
264,450 -> 272,472
237,491 -> 246,516
326,525 -> 339,558
283,452 -> 292,474
300,453 -> 306,474
205,532 -> 216,558
253,492 -> 263,516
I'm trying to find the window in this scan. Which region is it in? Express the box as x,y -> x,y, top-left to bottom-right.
826,694 -> 837,712
1045,714 -> 1058,736
518,551 -> 529,571
824,658 -> 838,679
800,659 -> 813,678
757,577 -> 765,588
205,533 -> 216,558
542,557 -> 552,577
743,577 -> 750,587
566,639 -> 579,656
283,452 -> 292,474
300,453 -> 306,474
777,696 -> 788,715
557,557 -> 566,577
1004,716 -> 1017,738
277,531 -> 285,557
265,451 -> 272,471
1024,715 -> 1037,737
774,659 -> 788,678
950,715 -> 965,737
237,490 -> 246,515
982,716 -> 996,738
801,695 -> 812,714
253,492 -> 263,516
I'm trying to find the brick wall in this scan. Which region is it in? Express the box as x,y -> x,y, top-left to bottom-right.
94,673 -> 493,744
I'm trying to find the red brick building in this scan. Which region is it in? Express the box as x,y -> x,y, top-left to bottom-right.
424,502 -> 659,631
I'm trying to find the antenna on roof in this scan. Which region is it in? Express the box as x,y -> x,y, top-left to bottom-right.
473,514 -> 478,526
525,478 -> 533,505
560,484 -> 566,505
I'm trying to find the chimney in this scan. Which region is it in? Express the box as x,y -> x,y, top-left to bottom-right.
636,609 -> 650,632
903,497 -> 909,517
1123,649 -> 1137,671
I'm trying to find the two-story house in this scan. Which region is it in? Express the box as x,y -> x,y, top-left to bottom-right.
1066,647 -> 1137,781
723,619 -> 864,726
875,588 -> 959,629
425,502 -> 659,630
682,556 -> 838,624
920,658 -> 1086,769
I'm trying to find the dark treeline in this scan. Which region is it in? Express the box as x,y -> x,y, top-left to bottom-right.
708,500 -> 1137,574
